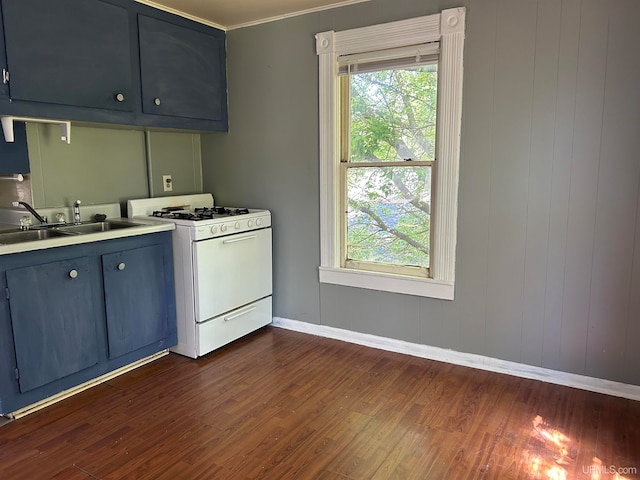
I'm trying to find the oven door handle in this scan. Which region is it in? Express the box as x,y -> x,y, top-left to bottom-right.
222,234 -> 257,245
224,306 -> 257,322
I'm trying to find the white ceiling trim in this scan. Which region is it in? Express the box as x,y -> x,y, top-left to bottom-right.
226,0 -> 371,30
135,0 -> 226,30
135,0 -> 371,31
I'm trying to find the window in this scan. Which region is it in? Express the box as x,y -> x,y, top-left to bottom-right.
316,8 -> 465,300
340,49 -> 438,279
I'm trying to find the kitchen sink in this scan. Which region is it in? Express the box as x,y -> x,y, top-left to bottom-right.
57,221 -> 142,234
0,228 -> 73,245
0,221 -> 145,246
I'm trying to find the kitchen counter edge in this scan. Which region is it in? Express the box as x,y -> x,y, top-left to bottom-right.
0,218 -> 175,255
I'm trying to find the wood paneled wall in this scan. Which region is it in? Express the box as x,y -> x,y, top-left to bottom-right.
202,0 -> 640,385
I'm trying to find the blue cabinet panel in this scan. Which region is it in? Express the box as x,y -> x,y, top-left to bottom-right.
0,0 -> 227,131
138,14 -> 227,124
0,121 -> 29,174
0,2 -> 7,101
0,231 -> 176,415
102,244 -> 170,359
1,0 -> 134,112
6,256 -> 101,392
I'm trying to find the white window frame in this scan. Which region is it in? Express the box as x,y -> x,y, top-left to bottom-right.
316,8 -> 465,300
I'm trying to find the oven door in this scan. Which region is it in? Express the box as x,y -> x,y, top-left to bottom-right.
192,227 -> 272,322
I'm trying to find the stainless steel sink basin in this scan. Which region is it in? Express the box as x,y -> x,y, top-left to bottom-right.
0,221 -> 145,246
0,228 -> 73,245
56,221 -> 142,234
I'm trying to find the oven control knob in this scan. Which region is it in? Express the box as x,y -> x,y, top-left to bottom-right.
247,219 -> 254,228
234,221 -> 241,230
256,218 -> 263,226
210,225 -> 218,234
221,224 -> 228,233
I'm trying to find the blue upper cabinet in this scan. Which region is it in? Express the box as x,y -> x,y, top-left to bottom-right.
0,3 -> 7,101
138,14 -> 228,128
0,121 -> 29,173
1,0 -> 133,113
0,0 -> 227,132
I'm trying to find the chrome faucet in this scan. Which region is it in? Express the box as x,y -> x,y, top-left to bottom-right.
12,201 -> 48,228
73,200 -> 82,225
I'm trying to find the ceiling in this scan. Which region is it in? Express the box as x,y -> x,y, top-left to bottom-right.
136,0 -> 370,30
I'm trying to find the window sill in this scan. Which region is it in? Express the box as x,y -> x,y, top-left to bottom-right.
318,266 -> 454,300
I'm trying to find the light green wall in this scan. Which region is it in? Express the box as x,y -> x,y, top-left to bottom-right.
27,123 -> 147,209
145,131 -> 202,197
25,123 -> 202,213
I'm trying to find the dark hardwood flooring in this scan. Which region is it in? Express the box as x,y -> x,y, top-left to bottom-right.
1,326 -> 639,479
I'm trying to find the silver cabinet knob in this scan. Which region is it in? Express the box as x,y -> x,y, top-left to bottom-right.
117,262 -> 126,271
69,269 -> 78,279
154,98 -> 161,106
115,93 -> 125,102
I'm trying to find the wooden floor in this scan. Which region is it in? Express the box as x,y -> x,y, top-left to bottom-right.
1,327 -> 639,479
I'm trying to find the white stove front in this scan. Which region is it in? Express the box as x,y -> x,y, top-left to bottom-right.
127,194 -> 273,358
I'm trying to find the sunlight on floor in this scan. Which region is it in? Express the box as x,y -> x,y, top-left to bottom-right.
523,415 -> 631,480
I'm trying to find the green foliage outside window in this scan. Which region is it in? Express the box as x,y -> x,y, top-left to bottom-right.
345,65 -> 437,271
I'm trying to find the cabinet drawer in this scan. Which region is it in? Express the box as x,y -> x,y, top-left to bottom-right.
196,297 -> 272,356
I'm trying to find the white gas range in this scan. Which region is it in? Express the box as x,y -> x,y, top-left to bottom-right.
127,194 -> 272,358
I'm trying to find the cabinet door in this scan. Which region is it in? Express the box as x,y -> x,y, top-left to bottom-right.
0,2 -> 8,100
6,257 -> 101,393
102,244 -> 170,359
0,121 -> 29,174
1,0 -> 133,111
138,14 -> 227,122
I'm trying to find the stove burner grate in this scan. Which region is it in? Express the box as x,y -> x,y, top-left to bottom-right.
151,207 -> 251,221
195,207 -> 250,216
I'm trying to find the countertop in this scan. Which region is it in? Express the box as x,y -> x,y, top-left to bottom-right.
0,217 -> 174,255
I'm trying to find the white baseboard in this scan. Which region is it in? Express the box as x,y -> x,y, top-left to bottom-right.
7,350 -> 169,419
272,317 -> 640,402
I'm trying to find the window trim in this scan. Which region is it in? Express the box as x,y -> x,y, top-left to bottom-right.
316,8 -> 465,300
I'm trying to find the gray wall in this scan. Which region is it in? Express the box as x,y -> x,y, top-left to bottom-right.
201,0 -> 640,385
22,123 -> 202,212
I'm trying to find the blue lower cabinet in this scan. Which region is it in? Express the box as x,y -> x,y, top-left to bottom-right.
0,232 -> 176,415
7,256 -> 102,393
102,244 -> 170,359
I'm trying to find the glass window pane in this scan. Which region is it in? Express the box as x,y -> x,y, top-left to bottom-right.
346,165 -> 431,268
350,65 -> 438,163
